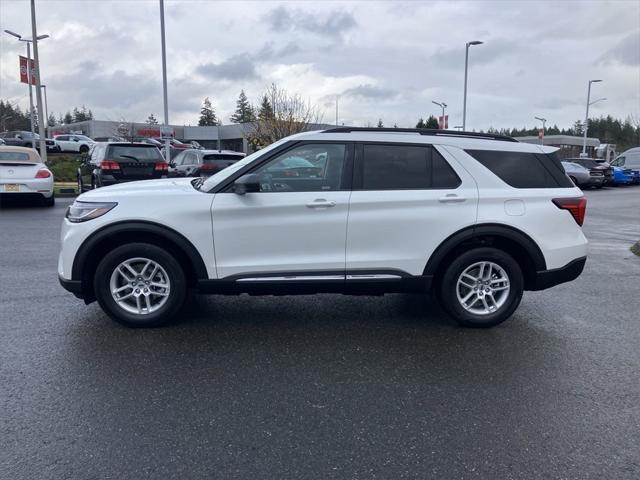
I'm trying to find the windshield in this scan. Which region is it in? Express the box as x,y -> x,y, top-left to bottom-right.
199,138 -> 290,191
107,145 -> 163,162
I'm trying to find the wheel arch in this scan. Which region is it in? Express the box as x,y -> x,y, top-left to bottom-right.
424,223 -> 547,290
72,221 -> 208,302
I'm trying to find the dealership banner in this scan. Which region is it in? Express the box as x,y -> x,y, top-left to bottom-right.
19,56 -> 36,85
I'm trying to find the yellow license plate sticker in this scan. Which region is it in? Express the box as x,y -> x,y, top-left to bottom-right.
4,184 -> 19,192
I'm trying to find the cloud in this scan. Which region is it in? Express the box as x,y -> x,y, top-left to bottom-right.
342,84 -> 398,101
196,55 -> 259,81
266,5 -> 356,37
597,31 -> 640,66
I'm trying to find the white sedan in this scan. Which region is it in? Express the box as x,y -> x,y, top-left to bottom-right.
53,134 -> 95,153
0,146 -> 54,206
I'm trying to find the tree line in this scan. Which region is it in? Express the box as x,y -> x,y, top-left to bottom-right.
0,100 -> 93,131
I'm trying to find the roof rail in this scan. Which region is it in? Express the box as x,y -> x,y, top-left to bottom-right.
321,127 -> 519,143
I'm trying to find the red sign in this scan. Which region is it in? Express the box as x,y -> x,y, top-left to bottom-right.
438,115 -> 449,129
19,56 -> 36,85
136,128 -> 161,137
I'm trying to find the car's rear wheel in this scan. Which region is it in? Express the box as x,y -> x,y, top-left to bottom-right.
79,145 -> 89,154
439,247 -> 523,328
94,243 -> 187,327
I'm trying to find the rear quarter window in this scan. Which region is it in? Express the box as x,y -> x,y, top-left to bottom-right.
465,149 -> 573,188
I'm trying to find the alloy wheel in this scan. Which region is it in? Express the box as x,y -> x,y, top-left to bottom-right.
456,261 -> 510,315
109,257 -> 171,315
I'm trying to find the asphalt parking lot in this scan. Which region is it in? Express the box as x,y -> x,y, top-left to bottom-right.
1,188 -> 639,479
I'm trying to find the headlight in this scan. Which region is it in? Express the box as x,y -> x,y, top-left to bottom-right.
66,201 -> 117,223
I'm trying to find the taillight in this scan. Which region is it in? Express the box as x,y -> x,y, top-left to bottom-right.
100,160 -> 120,171
200,163 -> 219,172
553,197 -> 587,226
154,161 -> 169,172
35,168 -> 51,178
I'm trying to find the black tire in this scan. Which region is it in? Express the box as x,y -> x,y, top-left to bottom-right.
79,145 -> 90,154
94,243 -> 188,327
439,247 -> 524,328
43,194 -> 55,207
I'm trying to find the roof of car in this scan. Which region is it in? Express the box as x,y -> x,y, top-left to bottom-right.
288,129 -> 558,154
0,145 -> 43,162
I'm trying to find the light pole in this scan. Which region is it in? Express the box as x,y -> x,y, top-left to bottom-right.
30,0 -> 48,162
41,85 -> 49,136
582,79 -> 602,157
159,0 -> 171,163
4,30 -> 49,149
432,100 -> 447,129
462,40 -> 483,131
335,95 -> 339,126
534,116 -> 547,145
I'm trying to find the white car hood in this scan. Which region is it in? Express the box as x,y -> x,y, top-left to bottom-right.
78,177 -> 198,201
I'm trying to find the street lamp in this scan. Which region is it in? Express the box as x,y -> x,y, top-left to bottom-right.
462,40 -> 483,131
432,100 -> 447,129
582,79 -> 602,157
4,30 -> 49,149
534,116 -> 547,145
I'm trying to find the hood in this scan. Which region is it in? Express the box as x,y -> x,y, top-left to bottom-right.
78,177 -> 197,201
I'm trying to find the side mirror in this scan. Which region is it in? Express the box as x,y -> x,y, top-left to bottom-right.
232,173 -> 261,195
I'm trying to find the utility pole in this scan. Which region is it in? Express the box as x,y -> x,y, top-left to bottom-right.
335,95 -> 339,126
30,0 -> 47,162
582,79 -> 602,157
159,0 -> 171,162
41,85 -> 49,137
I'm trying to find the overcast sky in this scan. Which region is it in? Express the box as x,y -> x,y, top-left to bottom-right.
1,0 -> 638,130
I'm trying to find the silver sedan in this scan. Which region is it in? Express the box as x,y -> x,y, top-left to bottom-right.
562,161 -> 594,188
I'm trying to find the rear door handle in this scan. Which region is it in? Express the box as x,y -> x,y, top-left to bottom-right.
306,199 -> 336,208
438,194 -> 466,203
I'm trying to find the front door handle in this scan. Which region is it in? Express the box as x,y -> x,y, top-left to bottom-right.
438,194 -> 466,204
306,199 -> 336,208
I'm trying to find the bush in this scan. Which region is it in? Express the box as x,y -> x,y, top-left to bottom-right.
631,241 -> 640,257
47,156 -> 80,182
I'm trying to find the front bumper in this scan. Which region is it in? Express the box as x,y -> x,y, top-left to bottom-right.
529,256 -> 587,291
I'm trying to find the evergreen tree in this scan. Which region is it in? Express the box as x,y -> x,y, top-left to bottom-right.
416,118 -> 425,129
230,90 -> 255,123
425,115 -> 439,129
47,113 -> 56,127
63,111 -> 73,124
257,94 -> 274,121
146,113 -> 159,125
198,97 -> 218,126
377,119 -> 384,128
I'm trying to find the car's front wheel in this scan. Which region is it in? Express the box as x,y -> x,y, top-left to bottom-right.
94,243 -> 187,327
439,247 -> 524,328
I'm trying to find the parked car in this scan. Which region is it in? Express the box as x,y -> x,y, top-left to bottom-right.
59,127 -> 588,329
610,166 -> 634,185
568,158 -> 613,184
152,138 -> 190,150
53,134 -> 95,153
561,161 -> 604,188
610,150 -> 640,184
0,145 -> 54,206
169,149 -> 246,177
0,130 -> 58,152
77,142 -> 168,191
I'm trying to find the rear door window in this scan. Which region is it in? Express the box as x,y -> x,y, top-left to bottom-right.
465,149 -> 573,188
357,144 -> 461,190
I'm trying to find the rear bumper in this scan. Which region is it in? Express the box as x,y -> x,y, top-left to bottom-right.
529,256 -> 586,291
59,275 -> 84,299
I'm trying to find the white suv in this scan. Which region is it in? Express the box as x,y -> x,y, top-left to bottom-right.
53,134 -> 95,153
58,128 -> 588,328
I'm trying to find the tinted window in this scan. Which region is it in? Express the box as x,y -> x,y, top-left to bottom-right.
252,143 -> 346,192
106,145 -> 163,162
203,154 -> 243,163
360,144 -> 460,190
465,149 -> 573,188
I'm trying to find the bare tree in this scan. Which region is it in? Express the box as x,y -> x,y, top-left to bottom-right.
244,83 -> 322,149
